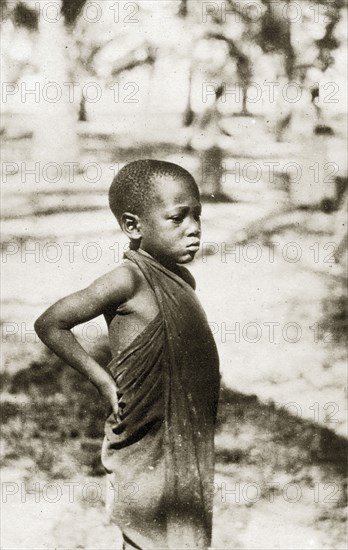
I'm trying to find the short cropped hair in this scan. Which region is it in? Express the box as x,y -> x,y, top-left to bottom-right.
109,159 -> 198,223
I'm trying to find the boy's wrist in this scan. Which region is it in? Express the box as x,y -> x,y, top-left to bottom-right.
97,377 -> 119,416
97,375 -> 116,394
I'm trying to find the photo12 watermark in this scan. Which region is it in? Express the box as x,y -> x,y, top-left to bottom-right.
1,1 -> 140,24
1,479 -> 139,504
1,81 -> 140,105
201,81 -> 340,105
201,1 -> 334,24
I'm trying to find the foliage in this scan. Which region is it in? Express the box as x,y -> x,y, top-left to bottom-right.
5,1 -> 344,86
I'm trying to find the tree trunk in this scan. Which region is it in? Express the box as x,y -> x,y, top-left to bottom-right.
32,1 -> 79,187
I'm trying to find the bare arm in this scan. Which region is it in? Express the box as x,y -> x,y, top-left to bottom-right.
34,265 -> 137,417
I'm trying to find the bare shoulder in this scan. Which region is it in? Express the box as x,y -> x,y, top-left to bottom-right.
92,261 -> 141,302
176,265 -> 196,290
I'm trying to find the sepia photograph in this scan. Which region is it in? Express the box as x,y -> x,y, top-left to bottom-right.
1,1 -> 347,549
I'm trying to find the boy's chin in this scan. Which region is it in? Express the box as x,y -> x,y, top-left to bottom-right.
177,252 -> 196,264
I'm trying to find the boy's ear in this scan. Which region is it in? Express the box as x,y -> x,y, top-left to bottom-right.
120,212 -> 142,241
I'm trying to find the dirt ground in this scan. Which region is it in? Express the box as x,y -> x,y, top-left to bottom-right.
1,138 -> 347,548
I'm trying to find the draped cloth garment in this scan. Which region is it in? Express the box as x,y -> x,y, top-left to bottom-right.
101,249 -> 220,549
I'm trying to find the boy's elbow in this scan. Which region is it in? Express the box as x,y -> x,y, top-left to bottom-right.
34,315 -> 47,338
34,312 -> 69,341
34,313 -> 56,339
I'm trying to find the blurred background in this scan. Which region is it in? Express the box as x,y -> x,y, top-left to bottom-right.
1,1 -> 347,548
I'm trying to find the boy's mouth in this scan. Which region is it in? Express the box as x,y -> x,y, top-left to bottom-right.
186,242 -> 200,252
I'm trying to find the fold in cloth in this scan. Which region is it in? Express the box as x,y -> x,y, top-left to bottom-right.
102,249 -> 220,549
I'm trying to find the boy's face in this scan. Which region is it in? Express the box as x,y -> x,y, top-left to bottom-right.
139,175 -> 201,264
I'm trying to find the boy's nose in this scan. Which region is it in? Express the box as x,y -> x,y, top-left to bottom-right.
187,220 -> 201,238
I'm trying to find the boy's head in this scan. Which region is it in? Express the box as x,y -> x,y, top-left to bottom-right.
109,159 -> 201,264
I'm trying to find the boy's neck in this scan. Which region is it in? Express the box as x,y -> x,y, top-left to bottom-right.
137,247 -> 179,273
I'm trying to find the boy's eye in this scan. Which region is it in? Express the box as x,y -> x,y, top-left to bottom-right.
170,215 -> 183,223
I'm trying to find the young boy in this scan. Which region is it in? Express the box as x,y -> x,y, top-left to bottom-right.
35,160 -> 220,550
